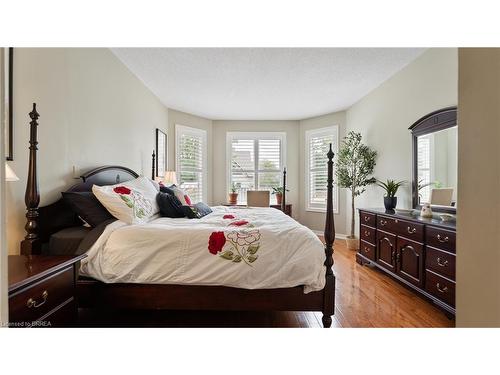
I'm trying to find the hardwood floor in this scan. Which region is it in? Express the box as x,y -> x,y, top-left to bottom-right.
77,239 -> 454,328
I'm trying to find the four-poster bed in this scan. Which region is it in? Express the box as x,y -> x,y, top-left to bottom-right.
19,103 -> 336,327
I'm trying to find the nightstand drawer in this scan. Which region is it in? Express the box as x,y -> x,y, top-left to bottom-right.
9,267 -> 74,325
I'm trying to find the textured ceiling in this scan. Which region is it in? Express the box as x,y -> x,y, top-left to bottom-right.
111,48 -> 426,120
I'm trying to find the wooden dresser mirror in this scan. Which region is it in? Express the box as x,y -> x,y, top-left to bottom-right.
409,107 -> 458,214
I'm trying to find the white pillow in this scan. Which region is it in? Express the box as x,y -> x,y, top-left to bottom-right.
92,176 -> 159,224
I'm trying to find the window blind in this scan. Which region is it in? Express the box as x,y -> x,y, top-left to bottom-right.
228,133 -> 285,205
305,127 -> 338,212
176,125 -> 207,203
417,136 -> 431,203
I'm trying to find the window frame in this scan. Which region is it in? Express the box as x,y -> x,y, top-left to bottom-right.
175,124 -> 208,203
305,126 -> 339,213
226,132 -> 287,205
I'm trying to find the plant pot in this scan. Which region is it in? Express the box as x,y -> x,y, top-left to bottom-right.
275,193 -> 283,205
345,236 -> 359,251
384,196 -> 397,211
228,193 -> 238,205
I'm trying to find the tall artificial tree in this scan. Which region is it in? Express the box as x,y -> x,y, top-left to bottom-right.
335,131 -> 377,238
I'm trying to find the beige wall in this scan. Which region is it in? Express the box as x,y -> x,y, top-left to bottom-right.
456,48 -> 500,327
212,120 -> 300,218
6,48 -> 169,255
167,109 -> 213,204
299,111 -> 347,234
345,48 -> 458,235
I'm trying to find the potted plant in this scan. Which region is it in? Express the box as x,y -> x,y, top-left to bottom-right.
336,131 -> 377,250
376,179 -> 406,210
272,186 -> 289,205
228,182 -> 240,205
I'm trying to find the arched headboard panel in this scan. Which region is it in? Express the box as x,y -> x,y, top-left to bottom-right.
68,166 -> 139,192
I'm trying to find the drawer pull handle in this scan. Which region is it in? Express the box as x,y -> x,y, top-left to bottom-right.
436,283 -> 448,293
26,290 -> 48,309
380,219 -> 387,226
407,226 -> 416,234
364,230 -> 370,237
436,257 -> 449,267
364,246 -> 370,253
437,234 -> 449,243
364,216 -> 370,222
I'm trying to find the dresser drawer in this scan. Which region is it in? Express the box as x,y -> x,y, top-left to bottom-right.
376,215 -> 398,233
359,241 -> 376,261
426,226 -> 456,253
425,270 -> 455,307
360,211 -> 376,228
426,246 -> 456,280
396,219 -> 424,243
360,224 -> 376,245
9,267 -> 74,325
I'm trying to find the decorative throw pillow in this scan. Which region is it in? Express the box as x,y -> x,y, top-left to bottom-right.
156,191 -> 185,218
193,202 -> 212,217
92,176 -> 159,224
61,191 -> 113,228
159,184 -> 175,195
180,202 -> 213,219
169,185 -> 192,206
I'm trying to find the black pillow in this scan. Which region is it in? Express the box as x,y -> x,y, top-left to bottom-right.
159,185 -> 175,195
180,202 -> 213,219
61,191 -> 113,227
157,192 -> 185,218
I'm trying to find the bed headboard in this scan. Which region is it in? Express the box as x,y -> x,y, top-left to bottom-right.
67,166 -> 139,192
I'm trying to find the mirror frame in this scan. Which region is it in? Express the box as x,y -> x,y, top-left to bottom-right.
409,106 -> 457,214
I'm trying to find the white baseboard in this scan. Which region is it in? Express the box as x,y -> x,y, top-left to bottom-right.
312,230 -> 347,240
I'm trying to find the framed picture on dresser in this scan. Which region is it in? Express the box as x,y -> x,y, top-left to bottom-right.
155,128 -> 167,178
3,47 -> 13,160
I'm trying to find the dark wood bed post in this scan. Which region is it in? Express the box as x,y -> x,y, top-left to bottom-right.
151,150 -> 156,180
20,103 -> 41,255
322,143 -> 336,328
281,167 -> 286,212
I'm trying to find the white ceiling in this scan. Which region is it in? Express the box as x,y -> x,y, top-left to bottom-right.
111,48 -> 426,120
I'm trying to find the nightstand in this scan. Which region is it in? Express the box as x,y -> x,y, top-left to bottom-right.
8,254 -> 86,328
270,204 -> 292,217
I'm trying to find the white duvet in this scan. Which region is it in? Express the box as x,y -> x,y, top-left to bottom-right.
80,206 -> 326,293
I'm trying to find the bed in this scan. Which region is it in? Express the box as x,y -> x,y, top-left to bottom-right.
19,103 -> 336,327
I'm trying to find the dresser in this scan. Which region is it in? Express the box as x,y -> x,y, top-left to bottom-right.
357,208 -> 456,315
8,255 -> 86,327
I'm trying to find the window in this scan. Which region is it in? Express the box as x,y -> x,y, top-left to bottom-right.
176,125 -> 207,203
227,132 -> 286,205
305,126 -> 338,213
417,134 -> 434,203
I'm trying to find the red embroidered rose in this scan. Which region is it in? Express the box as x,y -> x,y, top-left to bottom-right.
114,186 -> 131,195
208,231 -> 226,255
229,220 -> 249,227
223,214 -> 235,219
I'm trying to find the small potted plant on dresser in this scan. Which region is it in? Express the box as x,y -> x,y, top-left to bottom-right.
376,179 -> 406,211
336,131 -> 377,250
228,182 -> 239,205
272,186 -> 289,205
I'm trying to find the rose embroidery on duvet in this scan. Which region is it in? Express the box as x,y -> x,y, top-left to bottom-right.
207,228 -> 261,266
223,214 -> 235,219
113,186 -> 152,219
208,231 -> 226,255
